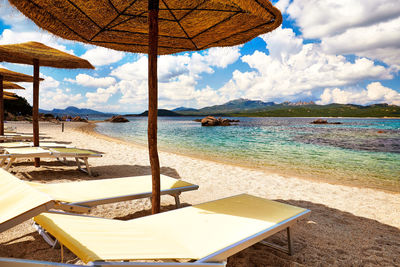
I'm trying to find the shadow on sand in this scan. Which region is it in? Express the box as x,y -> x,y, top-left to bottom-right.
12,164 -> 181,182
1,200 -> 399,266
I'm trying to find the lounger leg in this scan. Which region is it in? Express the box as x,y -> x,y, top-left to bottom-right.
75,157 -> 81,170
260,227 -> 293,255
172,193 -> 181,208
5,157 -> 15,171
83,157 -> 92,176
33,223 -> 60,249
287,227 -> 293,255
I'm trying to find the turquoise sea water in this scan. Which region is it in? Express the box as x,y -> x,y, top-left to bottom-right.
96,117 -> 400,192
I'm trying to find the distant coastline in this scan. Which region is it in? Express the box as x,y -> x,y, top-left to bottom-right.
7,97 -> 399,120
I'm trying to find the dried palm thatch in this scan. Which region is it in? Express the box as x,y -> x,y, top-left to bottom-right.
0,68 -> 40,82
3,94 -> 16,100
3,91 -> 16,96
3,81 -> 25,90
0,41 -> 94,69
8,0 -> 282,55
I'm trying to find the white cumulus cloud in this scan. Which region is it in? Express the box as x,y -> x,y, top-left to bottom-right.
81,47 -> 125,66
65,74 -> 116,87
110,46 -> 240,111
286,0 -> 400,66
85,85 -> 119,105
317,82 -> 400,105
215,27 -> 393,103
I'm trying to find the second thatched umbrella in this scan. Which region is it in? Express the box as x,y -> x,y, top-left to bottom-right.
3,81 -> 25,90
9,0 -> 282,213
0,68 -> 37,136
0,41 -> 94,167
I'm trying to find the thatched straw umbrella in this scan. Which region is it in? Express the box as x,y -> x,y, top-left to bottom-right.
0,41 -> 94,167
3,91 -> 16,96
8,0 -> 282,213
0,68 -> 37,136
4,95 -> 17,100
3,81 -> 25,90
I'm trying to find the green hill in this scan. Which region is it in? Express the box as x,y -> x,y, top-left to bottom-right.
226,103 -> 400,117
175,100 -> 400,117
131,109 -> 181,117
5,96 -> 32,116
177,98 -> 275,115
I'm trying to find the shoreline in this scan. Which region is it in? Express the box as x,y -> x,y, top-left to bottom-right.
87,121 -> 400,195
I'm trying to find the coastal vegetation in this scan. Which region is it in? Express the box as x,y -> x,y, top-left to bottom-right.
175,99 -> 400,117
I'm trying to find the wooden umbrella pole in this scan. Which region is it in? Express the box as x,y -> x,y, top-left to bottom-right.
148,0 -> 160,214
0,75 -> 3,136
33,58 -> 40,167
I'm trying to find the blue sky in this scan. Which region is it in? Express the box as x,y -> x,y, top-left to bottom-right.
0,0 -> 399,113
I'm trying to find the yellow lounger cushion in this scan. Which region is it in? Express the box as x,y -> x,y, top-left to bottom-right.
0,169 -> 53,228
0,142 -> 27,148
0,142 -> 71,148
4,147 -> 50,155
35,194 -> 307,263
28,175 -> 194,203
49,147 -> 98,155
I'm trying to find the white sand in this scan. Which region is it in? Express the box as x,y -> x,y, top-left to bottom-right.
1,121 -> 399,266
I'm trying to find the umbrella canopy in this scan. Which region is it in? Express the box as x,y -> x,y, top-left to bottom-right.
3,81 -> 25,90
0,41 -> 94,167
9,0 -> 282,213
3,94 -> 16,100
0,41 -> 95,69
0,68 -> 38,135
8,1 -> 281,55
3,91 -> 16,96
0,68 -> 37,82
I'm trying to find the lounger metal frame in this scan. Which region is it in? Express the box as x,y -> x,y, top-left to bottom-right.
0,150 -> 101,176
53,183 -> 199,213
32,207 -> 310,266
0,135 -> 34,142
0,258 -> 225,267
0,201 -> 55,233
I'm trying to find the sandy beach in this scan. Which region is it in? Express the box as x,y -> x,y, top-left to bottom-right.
1,121 -> 399,266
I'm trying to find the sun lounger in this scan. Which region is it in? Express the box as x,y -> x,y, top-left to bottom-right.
28,174 -> 199,213
0,258 -> 224,266
0,167 -> 198,214
34,194 -> 310,265
0,134 -> 34,142
0,141 -> 73,150
0,169 -> 310,266
0,168 -> 55,233
0,147 -> 102,175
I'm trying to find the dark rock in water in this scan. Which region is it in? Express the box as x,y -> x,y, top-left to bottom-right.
72,116 -> 88,122
311,119 -> 342,124
200,116 -> 239,126
106,115 -> 129,123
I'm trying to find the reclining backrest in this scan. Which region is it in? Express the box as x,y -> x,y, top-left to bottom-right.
0,169 -> 54,233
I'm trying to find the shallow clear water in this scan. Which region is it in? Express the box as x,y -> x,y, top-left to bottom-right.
96,117 -> 400,192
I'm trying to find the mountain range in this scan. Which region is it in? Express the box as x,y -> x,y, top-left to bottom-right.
39,106 -> 114,116
173,99 -> 399,117
39,99 -> 400,118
